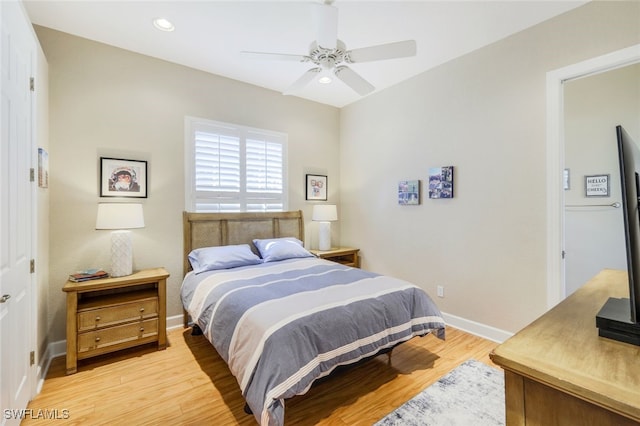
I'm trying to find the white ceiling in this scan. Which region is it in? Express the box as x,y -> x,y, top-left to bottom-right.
23,0 -> 588,108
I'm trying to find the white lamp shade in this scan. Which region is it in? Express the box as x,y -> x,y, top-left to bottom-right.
312,204 -> 337,222
96,203 -> 145,229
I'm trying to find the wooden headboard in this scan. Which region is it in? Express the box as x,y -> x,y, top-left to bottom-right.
182,210 -> 305,276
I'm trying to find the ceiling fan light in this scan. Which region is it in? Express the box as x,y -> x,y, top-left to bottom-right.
153,18 -> 175,32
318,76 -> 332,84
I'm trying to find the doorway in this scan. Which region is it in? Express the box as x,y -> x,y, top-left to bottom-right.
563,64 -> 640,297
546,44 -> 640,308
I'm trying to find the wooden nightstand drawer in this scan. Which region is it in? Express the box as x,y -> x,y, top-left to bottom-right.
77,296 -> 158,332
78,318 -> 158,355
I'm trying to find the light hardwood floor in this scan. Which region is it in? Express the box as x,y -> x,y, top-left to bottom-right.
25,326 -> 498,425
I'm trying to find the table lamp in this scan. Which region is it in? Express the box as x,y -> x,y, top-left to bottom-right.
312,204 -> 337,251
96,203 -> 145,277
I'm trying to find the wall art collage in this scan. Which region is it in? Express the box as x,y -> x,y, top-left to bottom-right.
398,166 -> 454,205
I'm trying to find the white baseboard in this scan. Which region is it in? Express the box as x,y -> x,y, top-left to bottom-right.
166,314 -> 184,330
441,311 -> 513,343
36,339 -> 66,394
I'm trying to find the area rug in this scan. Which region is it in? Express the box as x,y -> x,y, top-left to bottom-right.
374,359 -> 505,426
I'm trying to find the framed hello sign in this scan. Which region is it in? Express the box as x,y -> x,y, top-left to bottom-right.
585,174 -> 610,197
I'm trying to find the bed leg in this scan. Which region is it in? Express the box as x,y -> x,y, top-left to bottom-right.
244,403 -> 253,415
183,309 -> 189,328
387,349 -> 393,366
191,324 -> 203,336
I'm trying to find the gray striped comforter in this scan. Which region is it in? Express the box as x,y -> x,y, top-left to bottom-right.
181,257 -> 445,425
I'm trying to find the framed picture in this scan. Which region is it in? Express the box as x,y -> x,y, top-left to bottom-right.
429,166 -> 454,199
38,147 -> 49,189
100,157 -> 147,198
585,174 -> 609,197
306,174 -> 327,201
398,180 -> 420,205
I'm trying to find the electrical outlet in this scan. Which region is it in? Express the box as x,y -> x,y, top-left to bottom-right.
437,285 -> 444,298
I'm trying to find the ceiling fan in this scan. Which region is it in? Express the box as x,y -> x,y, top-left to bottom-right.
241,0 -> 417,96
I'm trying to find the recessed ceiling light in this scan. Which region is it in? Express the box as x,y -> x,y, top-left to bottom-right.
318,76 -> 332,84
153,18 -> 175,32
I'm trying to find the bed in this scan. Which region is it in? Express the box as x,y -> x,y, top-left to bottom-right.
180,210 -> 445,425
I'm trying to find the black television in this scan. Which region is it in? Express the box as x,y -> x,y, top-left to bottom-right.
595,125 -> 640,345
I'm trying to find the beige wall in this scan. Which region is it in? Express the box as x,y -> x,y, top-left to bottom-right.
564,64 -> 640,296
339,1 -> 640,333
35,39 -> 50,361
35,26 -> 340,342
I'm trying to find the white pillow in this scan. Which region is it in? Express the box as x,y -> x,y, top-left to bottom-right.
188,244 -> 262,274
253,237 -> 314,263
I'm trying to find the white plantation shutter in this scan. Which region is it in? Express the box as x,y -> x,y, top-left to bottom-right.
246,135 -> 283,193
194,131 -> 240,192
185,117 -> 287,212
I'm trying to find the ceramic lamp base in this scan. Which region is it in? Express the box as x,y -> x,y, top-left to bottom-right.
111,230 -> 133,277
318,221 -> 332,251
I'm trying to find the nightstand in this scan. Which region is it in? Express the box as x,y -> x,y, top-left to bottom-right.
62,267 -> 169,375
310,247 -> 360,268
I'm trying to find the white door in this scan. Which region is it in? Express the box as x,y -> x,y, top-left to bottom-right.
0,1 -> 35,424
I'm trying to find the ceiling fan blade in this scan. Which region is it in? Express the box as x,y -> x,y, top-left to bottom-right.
334,66 -> 375,96
312,1 -> 338,50
241,51 -> 307,62
284,67 -> 322,94
347,40 -> 417,63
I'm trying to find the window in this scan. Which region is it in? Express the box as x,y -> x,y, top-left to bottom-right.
185,117 -> 288,212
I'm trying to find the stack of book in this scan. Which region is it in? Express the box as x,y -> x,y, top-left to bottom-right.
68,269 -> 109,282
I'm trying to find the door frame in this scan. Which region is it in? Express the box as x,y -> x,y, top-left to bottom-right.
546,43 -> 640,309
1,2 -> 38,420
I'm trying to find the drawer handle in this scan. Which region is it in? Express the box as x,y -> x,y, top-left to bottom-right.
139,307 -> 145,313
95,316 -> 101,321
95,337 -> 101,342
139,327 -> 144,332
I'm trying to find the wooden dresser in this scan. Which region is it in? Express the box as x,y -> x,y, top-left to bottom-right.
490,269 -> 640,425
63,267 -> 169,375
